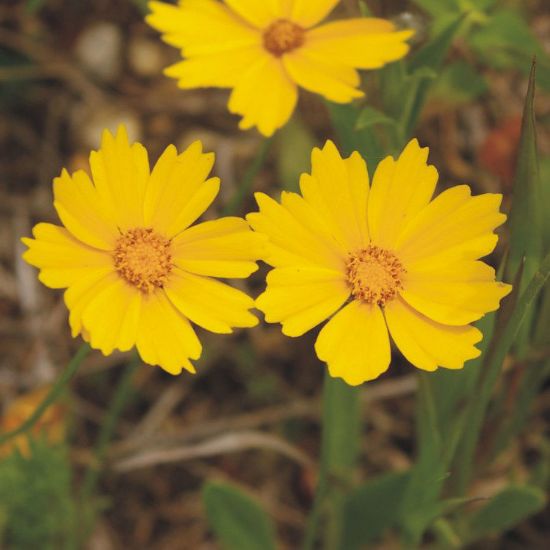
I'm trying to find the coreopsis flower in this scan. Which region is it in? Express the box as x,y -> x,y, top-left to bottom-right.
146,0 -> 412,136
248,140 -> 512,385
23,126 -> 264,375
0,387 -> 65,458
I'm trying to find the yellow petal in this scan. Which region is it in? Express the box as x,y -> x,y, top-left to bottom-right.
53,169 -> 118,250
173,217 -> 264,278
143,142 -> 219,238
384,297 -> 482,372
300,141 -> 370,250
400,260 -> 512,325
147,0 -> 260,51
315,300 -> 391,385
283,48 -> 363,103
136,290 -> 201,375
165,269 -> 258,334
395,185 -> 506,265
64,269 -> 116,337
77,273 -> 142,355
305,20 -> 413,68
290,0 -> 339,27
246,192 -> 345,270
228,54 -> 298,136
368,139 -> 438,249
256,266 -> 350,336
223,0 -> 280,28
165,45 -> 264,89
89,126 -> 150,231
22,223 -> 112,289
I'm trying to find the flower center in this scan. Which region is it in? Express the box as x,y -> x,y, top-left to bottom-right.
263,19 -> 305,57
346,245 -> 406,306
113,228 -> 173,293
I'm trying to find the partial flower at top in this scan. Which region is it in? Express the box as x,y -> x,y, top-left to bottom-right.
247,140 -> 512,385
23,126 -> 265,375
146,0 -> 413,136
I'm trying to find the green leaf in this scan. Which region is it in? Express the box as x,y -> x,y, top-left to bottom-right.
341,471 -> 411,548
430,61 -> 488,105
203,481 -> 276,550
469,10 -> 546,70
276,116 -> 316,193
356,106 -> 398,131
468,486 -> 546,540
505,61 -> 543,355
540,157 -> 550,251
411,0 -> 458,17
403,14 -> 465,136
325,101 -> 385,169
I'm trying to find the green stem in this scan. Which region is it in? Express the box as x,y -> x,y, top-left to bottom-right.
0,343 -> 90,446
77,357 -> 140,544
302,371 -> 361,550
455,251 -> 550,494
222,137 -> 273,216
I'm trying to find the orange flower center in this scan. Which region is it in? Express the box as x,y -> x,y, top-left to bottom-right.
346,245 -> 406,306
113,228 -> 173,293
263,19 -> 305,57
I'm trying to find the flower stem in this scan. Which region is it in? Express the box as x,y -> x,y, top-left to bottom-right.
77,356 -> 140,544
223,136 -> 274,216
302,370 -> 361,550
0,343 -> 90,447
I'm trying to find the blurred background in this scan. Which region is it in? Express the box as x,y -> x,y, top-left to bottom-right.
1,0 -> 549,548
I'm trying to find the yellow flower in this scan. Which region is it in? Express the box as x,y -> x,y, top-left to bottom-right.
247,140 -> 512,385
23,126 -> 264,375
146,0 -> 413,136
1,386 -> 65,458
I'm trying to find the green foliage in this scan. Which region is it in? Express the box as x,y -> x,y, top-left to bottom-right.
203,481 -> 277,550
467,486 -> 546,540
430,61 -> 488,104
0,438 -> 76,549
341,471 -> 411,548
355,106 -> 398,131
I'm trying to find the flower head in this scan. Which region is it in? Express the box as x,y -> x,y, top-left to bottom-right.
146,0 -> 413,136
247,140 -> 512,385
23,126 -> 264,375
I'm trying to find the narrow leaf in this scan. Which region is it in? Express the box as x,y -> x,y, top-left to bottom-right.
203,481 -> 276,550
468,486 -> 546,540
341,471 -> 412,548
356,106 -> 397,131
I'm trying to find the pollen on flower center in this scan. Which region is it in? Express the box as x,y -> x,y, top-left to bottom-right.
346,245 -> 406,306
113,228 -> 173,293
263,19 -> 305,57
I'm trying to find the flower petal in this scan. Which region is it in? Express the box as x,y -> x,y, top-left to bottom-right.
173,217 -> 264,278
223,0 -> 280,28
256,266 -> 350,336
148,0 -> 260,51
384,297 -> 482,372
282,48 -> 363,103
165,269 -> 258,334
315,300 -> 391,385
136,290 -> 201,375
22,223 -> 112,289
53,169 -> 119,250
228,54 -> 298,136
165,45 -> 264,89
368,139 -> 438,249
300,141 -> 370,250
305,19 -> 412,68
143,142 -> 219,238
88,126 -> 150,231
400,260 -> 512,325
395,185 -> 507,265
247,192 -> 345,270
290,0 -> 339,27
79,273 -> 143,355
